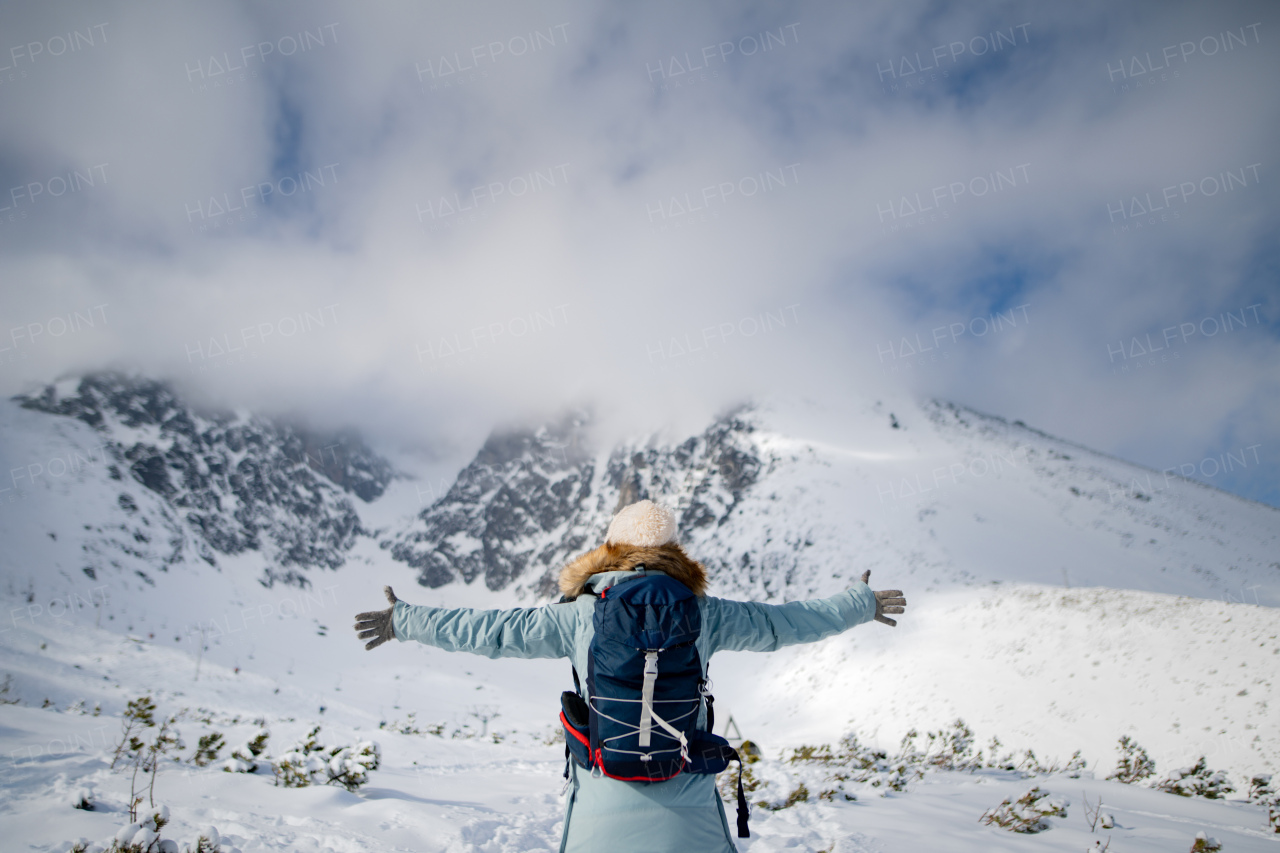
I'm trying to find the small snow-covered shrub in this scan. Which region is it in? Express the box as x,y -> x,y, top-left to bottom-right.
271,749 -> 326,788
730,731 -> 920,808
781,782 -> 810,809
380,711 -> 447,736
221,729 -> 269,773
1249,774 -> 1274,800
220,754 -> 254,774
1008,747 -> 1075,776
1248,774 -> 1280,833
192,733 -> 224,767
979,786 -> 1069,833
270,725 -> 380,791
720,723 -> 1086,813
847,731 -> 922,792
980,735 -> 1017,771
1189,830 -> 1222,851
185,826 -> 226,853
71,787 -> 95,810
110,697 -> 184,821
1156,757 -> 1234,799
1107,735 -> 1155,784
1062,749 -> 1088,778
1,674 -> 21,704
325,742 -> 381,791
98,806 -> 176,852
64,815 -> 241,853
926,719 -> 980,771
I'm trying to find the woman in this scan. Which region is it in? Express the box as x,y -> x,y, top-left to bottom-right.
355,499 -> 906,852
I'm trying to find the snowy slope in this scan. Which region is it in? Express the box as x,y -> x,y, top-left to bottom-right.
9,373 -> 393,585
711,583 -> 1277,788
1,613 -> 1276,851
1,374 -> 1278,850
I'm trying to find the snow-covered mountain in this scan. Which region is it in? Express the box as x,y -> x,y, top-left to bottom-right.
382,406 -> 771,597
1,372 -> 1277,851
8,373 -> 1275,608
8,374 -> 393,589
387,395 -> 1278,607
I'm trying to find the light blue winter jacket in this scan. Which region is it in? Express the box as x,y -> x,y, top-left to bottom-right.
393,569 -> 877,853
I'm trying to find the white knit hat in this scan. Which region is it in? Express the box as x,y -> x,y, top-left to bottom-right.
605,499 -> 677,548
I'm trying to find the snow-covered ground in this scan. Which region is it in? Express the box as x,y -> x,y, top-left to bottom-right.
713,583 -> 1278,787
1,386 -> 1277,850
1,622 -> 1275,851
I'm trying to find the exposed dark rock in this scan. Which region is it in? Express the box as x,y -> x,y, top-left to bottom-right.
16,372 -> 394,573
384,405 -> 768,594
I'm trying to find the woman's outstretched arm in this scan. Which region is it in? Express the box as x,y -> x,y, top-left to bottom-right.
701,572 -> 904,654
354,585 -> 579,659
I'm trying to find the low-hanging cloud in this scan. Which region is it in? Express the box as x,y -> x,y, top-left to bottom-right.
0,0 -> 1276,505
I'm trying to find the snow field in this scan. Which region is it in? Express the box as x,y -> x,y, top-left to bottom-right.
3,582 -> 1277,851
712,583 -> 1277,789
5,693 -> 1276,851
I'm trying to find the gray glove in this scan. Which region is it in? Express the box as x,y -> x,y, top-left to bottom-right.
354,586 -> 400,650
861,571 -> 906,627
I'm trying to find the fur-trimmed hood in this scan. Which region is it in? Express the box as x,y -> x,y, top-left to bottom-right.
558,541 -> 707,599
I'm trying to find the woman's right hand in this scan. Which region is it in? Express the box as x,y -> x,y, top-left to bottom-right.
354,586 -> 400,650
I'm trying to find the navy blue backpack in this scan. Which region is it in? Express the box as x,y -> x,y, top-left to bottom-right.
559,571 -> 750,837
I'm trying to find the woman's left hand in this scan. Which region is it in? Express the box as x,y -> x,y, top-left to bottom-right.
861,571 -> 906,626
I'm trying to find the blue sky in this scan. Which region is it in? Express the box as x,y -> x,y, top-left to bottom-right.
0,0 -> 1276,508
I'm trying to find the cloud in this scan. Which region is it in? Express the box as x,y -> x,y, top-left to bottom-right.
0,0 -> 1276,506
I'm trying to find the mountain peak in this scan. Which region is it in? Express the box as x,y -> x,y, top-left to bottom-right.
13,372 -> 395,582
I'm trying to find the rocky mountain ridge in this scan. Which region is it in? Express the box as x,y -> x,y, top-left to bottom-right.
8,373 -> 1278,609
382,407 -> 768,594
14,373 -> 393,587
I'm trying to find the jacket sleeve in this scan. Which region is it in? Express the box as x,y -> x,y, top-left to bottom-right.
701,582 -> 877,654
392,599 -> 577,659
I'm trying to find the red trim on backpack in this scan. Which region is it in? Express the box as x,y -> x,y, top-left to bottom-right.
560,711 -> 590,748
593,746 -> 686,782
